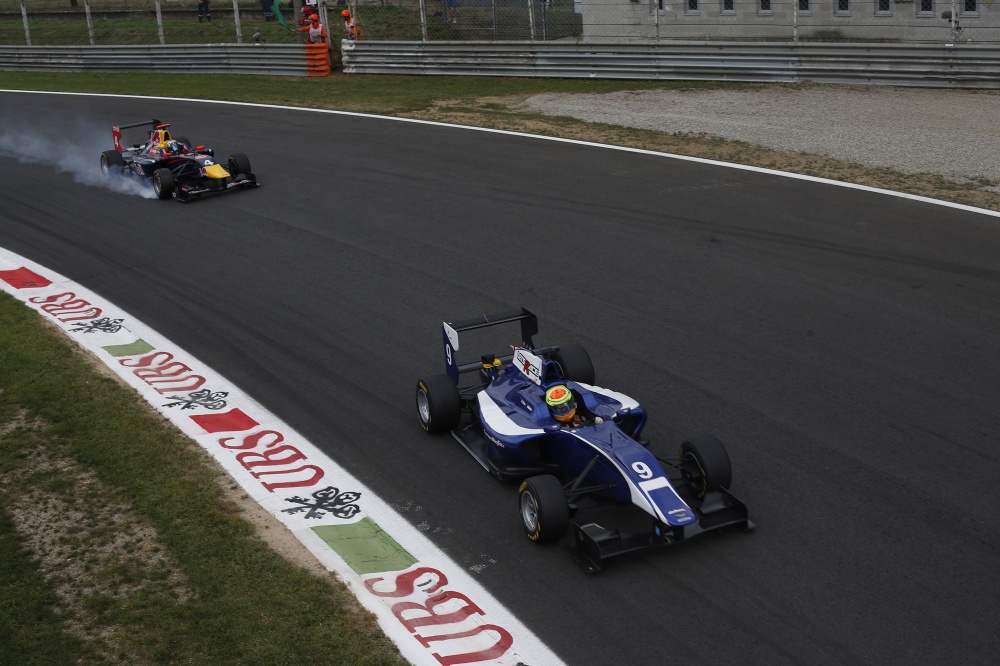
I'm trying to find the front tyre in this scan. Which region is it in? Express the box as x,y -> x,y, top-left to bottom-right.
152,168 -> 175,200
416,374 -> 460,434
100,150 -> 124,177
518,475 -> 569,544
680,433 -> 732,499
228,152 -> 252,177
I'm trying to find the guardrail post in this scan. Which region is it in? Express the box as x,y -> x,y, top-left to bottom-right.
949,0 -> 958,43
232,0 -> 243,43
19,0 -> 31,46
154,0 -> 165,45
527,0 -> 535,41
419,0 -> 428,41
653,0 -> 659,41
793,0 -> 798,43
85,0 -> 95,45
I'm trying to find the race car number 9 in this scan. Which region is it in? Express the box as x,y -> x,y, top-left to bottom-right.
632,462 -> 653,479
445,344 -> 452,365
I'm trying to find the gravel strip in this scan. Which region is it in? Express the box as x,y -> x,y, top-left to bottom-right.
522,85 -> 1000,186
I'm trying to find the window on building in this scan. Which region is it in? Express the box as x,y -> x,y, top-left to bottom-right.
722,0 -> 735,12
876,0 -> 891,14
835,0 -> 850,13
798,0 -> 810,11
918,0 -> 933,13
759,0 -> 772,12
686,0 -> 699,12
961,0 -> 978,13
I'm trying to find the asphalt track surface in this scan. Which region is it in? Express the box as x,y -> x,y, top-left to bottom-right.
2,92 -> 999,665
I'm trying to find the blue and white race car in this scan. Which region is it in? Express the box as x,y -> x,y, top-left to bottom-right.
415,308 -> 754,572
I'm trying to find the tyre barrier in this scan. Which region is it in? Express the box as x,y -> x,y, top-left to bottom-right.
305,43 -> 331,77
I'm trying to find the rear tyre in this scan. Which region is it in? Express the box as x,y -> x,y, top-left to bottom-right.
228,152 -> 252,176
550,343 -> 595,385
680,433 -> 732,499
518,475 -> 569,544
416,374 -> 461,434
100,150 -> 124,177
152,168 -> 175,200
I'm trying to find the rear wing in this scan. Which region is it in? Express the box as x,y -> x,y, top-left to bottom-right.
443,307 -> 549,383
112,118 -> 162,153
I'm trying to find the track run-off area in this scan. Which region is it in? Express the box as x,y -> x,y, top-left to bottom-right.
1,90 -> 999,665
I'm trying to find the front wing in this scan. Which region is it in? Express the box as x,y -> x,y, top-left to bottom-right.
571,486 -> 754,573
175,171 -> 259,202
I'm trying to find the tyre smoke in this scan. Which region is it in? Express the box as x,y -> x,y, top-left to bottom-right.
0,120 -> 156,199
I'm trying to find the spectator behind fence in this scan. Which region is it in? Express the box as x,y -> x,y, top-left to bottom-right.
301,13 -> 328,44
197,0 -> 211,22
297,6 -> 313,28
341,10 -> 361,40
261,0 -> 276,20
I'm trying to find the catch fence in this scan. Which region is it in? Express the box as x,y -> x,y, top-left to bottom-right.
2,0 -> 997,45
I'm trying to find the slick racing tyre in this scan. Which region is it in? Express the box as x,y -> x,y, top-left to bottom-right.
416,374 -> 460,434
100,150 -> 124,177
550,343 -> 595,385
680,433 -> 732,499
152,168 -> 175,200
228,153 -> 252,177
519,475 -> 569,544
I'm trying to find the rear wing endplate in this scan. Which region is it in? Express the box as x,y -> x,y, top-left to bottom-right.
442,308 -> 538,383
112,118 -> 161,153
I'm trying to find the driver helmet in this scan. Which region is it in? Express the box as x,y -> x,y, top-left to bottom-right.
545,385 -> 577,424
342,9 -> 351,17
165,140 -> 180,154
310,13 -> 319,21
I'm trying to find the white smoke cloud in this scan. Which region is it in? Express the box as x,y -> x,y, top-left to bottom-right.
0,116 -> 156,199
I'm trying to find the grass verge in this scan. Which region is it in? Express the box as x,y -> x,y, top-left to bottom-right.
0,292 -> 407,665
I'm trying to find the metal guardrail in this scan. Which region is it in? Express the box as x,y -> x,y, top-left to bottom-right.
2,41 -> 997,88
341,41 -> 1000,88
0,44 -> 309,76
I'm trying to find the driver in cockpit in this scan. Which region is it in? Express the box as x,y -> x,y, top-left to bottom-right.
545,385 -> 601,428
163,139 -> 186,156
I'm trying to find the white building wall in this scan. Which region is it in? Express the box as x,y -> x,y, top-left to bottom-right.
580,0 -> 1000,42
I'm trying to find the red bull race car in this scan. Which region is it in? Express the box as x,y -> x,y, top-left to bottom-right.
415,308 -> 754,572
99,119 -> 259,202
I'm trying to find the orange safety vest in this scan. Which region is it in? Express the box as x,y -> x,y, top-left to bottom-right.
305,22 -> 327,43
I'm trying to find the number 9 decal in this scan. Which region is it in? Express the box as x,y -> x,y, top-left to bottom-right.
632,462 -> 653,479
445,344 -> 452,365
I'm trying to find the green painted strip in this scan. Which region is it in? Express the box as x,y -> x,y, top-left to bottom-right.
101,339 -> 155,357
313,518 -> 417,575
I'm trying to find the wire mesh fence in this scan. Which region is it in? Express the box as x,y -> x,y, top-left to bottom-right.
2,0 -> 997,44
0,0 -> 316,45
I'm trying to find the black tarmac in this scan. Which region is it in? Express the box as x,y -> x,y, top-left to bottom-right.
1,92 -> 998,666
